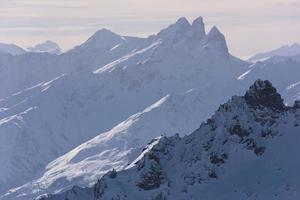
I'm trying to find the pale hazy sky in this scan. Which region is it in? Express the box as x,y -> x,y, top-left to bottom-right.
0,0 -> 299,57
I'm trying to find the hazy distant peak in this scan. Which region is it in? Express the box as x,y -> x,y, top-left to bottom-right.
248,42 -> 300,62
207,26 -> 222,37
205,26 -> 229,56
158,16 -> 208,43
27,40 -> 62,55
0,43 -> 26,55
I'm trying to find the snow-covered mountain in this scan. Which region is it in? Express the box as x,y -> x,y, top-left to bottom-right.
1,89 -> 216,200
248,43 -> 300,62
0,16 -> 249,198
27,41 -> 62,55
0,43 -> 26,56
38,80 -> 300,200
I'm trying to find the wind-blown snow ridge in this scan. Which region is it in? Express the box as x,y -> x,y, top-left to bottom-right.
94,40 -> 162,74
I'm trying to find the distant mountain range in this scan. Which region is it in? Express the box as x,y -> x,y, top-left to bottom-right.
248,43 -> 300,62
0,17 -> 299,200
27,40 -> 62,55
0,43 -> 26,55
0,40 -> 61,56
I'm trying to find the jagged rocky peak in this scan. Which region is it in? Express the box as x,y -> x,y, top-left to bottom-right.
175,17 -> 191,29
205,26 -> 229,55
157,16 -> 207,42
191,16 -> 206,39
244,79 -> 285,111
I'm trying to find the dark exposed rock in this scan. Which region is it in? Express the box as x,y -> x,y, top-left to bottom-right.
210,153 -> 225,165
254,146 -> 265,156
137,167 -> 164,190
245,79 -> 284,111
229,124 -> 250,139
294,101 -> 300,109
94,179 -> 106,198
107,169 -> 117,179
208,170 -> 218,179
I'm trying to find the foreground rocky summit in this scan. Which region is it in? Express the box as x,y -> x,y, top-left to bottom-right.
38,80 -> 300,200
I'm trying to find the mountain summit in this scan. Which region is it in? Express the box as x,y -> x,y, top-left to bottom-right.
245,79 -> 284,111
27,40 -> 62,54
157,17 -> 229,57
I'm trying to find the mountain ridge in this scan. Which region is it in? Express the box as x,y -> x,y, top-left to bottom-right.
36,80 -> 300,200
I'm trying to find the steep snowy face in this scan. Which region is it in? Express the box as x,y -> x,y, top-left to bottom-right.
0,43 -> 26,56
248,43 -> 300,62
27,41 -> 62,55
0,16 -> 248,198
1,89 -> 214,200
39,80 -> 300,200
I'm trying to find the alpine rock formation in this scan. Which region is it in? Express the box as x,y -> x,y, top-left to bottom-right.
0,16 -> 248,199
37,80 -> 300,200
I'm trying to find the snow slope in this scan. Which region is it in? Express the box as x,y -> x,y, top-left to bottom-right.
2,89 -> 213,200
39,80 -> 300,200
0,16 -> 248,197
0,43 -> 26,56
27,41 -> 62,55
248,43 -> 300,62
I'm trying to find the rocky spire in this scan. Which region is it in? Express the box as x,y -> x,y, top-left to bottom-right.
191,16 -> 206,39
244,79 -> 285,111
205,26 -> 229,56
